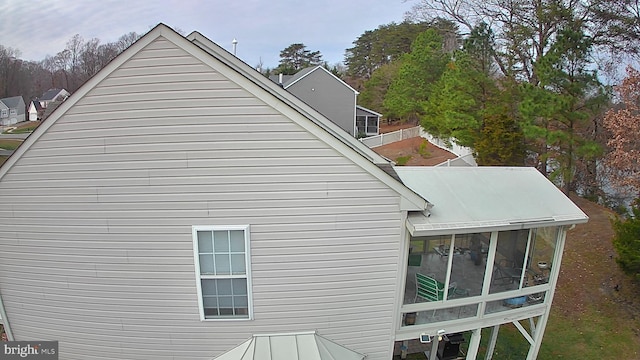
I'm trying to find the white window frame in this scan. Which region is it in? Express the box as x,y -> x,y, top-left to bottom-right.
0,109 -> 6,118
192,225 -> 253,321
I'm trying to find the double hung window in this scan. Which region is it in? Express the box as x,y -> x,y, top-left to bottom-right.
193,225 -> 251,320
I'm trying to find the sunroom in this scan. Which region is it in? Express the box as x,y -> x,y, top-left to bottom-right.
393,167 -> 588,359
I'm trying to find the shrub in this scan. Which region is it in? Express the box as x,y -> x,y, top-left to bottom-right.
612,199 -> 640,281
395,155 -> 412,166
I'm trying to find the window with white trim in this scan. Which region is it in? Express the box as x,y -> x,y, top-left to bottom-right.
193,225 -> 252,320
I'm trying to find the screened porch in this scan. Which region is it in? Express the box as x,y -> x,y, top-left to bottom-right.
401,227 -> 559,327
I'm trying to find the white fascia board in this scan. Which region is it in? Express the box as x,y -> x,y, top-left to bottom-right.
186,32 -> 429,211
356,105 -> 383,117
406,213 -> 589,237
284,66 -> 359,95
0,24 -> 175,182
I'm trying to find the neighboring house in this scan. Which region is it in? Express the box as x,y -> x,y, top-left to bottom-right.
0,96 -> 26,126
38,88 -> 70,109
27,100 -> 44,121
272,66 -> 379,137
356,105 -> 381,137
0,24 -> 588,360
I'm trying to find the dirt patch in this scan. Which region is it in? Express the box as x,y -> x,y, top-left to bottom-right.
373,137 -> 458,166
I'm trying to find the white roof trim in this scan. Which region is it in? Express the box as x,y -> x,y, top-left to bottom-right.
0,24 -> 428,212
0,24 -> 176,181
356,105 -> 383,117
284,65 -> 360,95
186,30 -> 428,211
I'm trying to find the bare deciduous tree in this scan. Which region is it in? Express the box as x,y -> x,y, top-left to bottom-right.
604,66 -> 640,195
404,0 -> 640,81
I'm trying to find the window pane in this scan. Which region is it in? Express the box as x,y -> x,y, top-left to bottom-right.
198,231 -> 213,253
405,235 -> 451,305
490,229 -> 529,294
204,307 -> 219,317
199,255 -> 214,274
215,254 -> 231,275
231,254 -> 246,275
219,296 -> 233,315
203,296 -> 218,308
217,279 -> 232,296
201,280 -> 217,296
230,230 -> 245,252
525,227 -> 558,287
234,295 -> 248,307
232,278 -> 247,295
449,232 -> 489,298
214,231 -> 229,252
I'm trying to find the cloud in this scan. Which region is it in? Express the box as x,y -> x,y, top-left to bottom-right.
1,0 -> 412,68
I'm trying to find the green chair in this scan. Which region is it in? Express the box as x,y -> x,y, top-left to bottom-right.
415,273 -> 455,303
415,273 -> 469,318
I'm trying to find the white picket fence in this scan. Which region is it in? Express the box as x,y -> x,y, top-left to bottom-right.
421,132 -> 477,166
360,126 -> 422,148
360,126 -> 477,166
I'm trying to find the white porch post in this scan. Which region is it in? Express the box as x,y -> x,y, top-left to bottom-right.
526,227 -> 569,360
466,328 -> 482,360
429,337 -> 439,360
0,289 -> 14,340
485,325 -> 500,360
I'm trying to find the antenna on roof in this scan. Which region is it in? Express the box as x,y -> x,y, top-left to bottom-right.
232,38 -> 238,56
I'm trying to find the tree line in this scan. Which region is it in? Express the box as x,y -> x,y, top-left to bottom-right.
347,1 -> 640,205
0,32 -> 141,102
2,2 -> 640,207
0,2 -> 638,278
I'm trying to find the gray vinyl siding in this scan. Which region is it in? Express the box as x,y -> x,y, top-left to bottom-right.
0,37 -> 402,360
286,70 -> 357,136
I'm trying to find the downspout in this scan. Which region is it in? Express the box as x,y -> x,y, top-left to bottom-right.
0,289 -> 14,340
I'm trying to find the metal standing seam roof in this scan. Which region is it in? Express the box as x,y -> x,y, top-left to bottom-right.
394,166 -> 589,236
212,331 -> 365,360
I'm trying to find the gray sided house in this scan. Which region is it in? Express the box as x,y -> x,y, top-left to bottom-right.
0,96 -> 26,126
38,88 -> 70,109
0,24 -> 587,360
274,66 -> 360,137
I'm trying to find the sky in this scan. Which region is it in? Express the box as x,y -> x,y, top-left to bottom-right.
0,0 -> 414,69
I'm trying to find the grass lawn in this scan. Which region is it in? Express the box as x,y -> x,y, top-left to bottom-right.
0,139 -> 22,150
2,121 -> 40,134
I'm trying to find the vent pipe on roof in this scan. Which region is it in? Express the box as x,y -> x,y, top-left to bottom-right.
232,38 -> 238,56
279,73 -> 283,84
